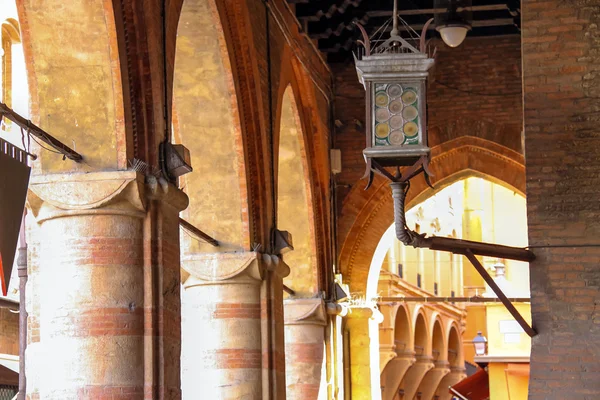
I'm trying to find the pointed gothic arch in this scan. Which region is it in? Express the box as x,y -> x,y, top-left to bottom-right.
338,136 -> 526,297
276,84 -> 318,296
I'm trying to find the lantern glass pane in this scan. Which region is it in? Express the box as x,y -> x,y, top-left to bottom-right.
373,83 -> 421,146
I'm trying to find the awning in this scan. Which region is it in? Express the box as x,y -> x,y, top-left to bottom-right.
0,364 -> 18,386
449,368 -> 489,400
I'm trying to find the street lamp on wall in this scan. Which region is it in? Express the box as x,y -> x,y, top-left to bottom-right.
473,331 -> 488,356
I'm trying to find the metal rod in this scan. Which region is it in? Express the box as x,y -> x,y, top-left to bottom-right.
179,218 -> 219,247
391,0 -> 399,36
388,170 -> 536,263
425,236 -> 535,263
17,211 -> 27,400
0,102 -> 83,162
283,284 -> 296,296
379,296 -> 531,303
465,250 -> 537,337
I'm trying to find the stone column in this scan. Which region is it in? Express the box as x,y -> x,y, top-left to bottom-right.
380,353 -> 415,400
378,303 -> 416,400
284,298 -> 327,400
25,171 -> 187,399
417,360 -> 450,399
345,306 -> 384,400
435,366 -> 466,400
181,252 -> 289,400
399,355 -> 434,400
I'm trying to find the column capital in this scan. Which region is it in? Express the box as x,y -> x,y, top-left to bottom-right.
345,305 -> 384,323
284,298 -> 327,327
27,170 -> 188,223
183,251 -> 262,285
182,252 -> 291,286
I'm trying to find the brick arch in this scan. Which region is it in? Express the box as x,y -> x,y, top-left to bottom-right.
273,54 -> 333,293
16,0 -> 127,172
275,84 -> 319,296
173,0 -> 250,252
338,136 -> 525,296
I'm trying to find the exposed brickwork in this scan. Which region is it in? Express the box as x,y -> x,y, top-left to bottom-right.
212,303 -> 262,319
428,36 -> 523,152
212,349 -> 262,369
48,308 -> 144,337
522,1 -> 600,397
285,342 -> 323,364
0,308 -> 18,355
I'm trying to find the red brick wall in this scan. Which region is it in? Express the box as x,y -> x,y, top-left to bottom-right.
333,36 -> 523,244
0,307 -> 18,355
522,2 -> 600,397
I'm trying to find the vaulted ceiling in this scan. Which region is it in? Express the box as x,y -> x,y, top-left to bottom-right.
287,0 -> 521,62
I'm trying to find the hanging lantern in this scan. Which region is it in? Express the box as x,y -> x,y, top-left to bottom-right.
355,3 -> 435,188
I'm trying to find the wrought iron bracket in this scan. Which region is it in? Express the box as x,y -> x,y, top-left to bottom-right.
363,154 -> 434,190
464,250 -> 537,337
377,159 -> 538,337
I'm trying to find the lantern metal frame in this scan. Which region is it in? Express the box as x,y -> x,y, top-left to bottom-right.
354,19 -> 436,190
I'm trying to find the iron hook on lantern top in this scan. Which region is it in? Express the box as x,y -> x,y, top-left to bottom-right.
354,7 -> 435,191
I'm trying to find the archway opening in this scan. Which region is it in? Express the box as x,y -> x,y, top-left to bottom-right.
448,326 -> 462,368
432,320 -> 444,362
370,174 -> 531,388
394,307 -> 411,356
173,0 -> 247,255
277,85 -> 317,297
414,313 -> 427,357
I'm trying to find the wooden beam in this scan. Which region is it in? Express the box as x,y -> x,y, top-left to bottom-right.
379,296 -> 531,303
366,4 -> 509,17
0,102 -> 83,162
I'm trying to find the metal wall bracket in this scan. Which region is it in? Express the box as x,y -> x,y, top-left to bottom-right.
464,250 -> 537,337
0,102 -> 83,162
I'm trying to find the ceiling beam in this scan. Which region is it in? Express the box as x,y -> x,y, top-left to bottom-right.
366,4 -> 510,18
381,18 -> 517,33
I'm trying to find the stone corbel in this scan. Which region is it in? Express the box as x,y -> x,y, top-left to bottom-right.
284,298 -> 327,327
261,253 -> 291,280
379,344 -> 397,371
27,171 -> 147,222
326,302 -> 349,317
